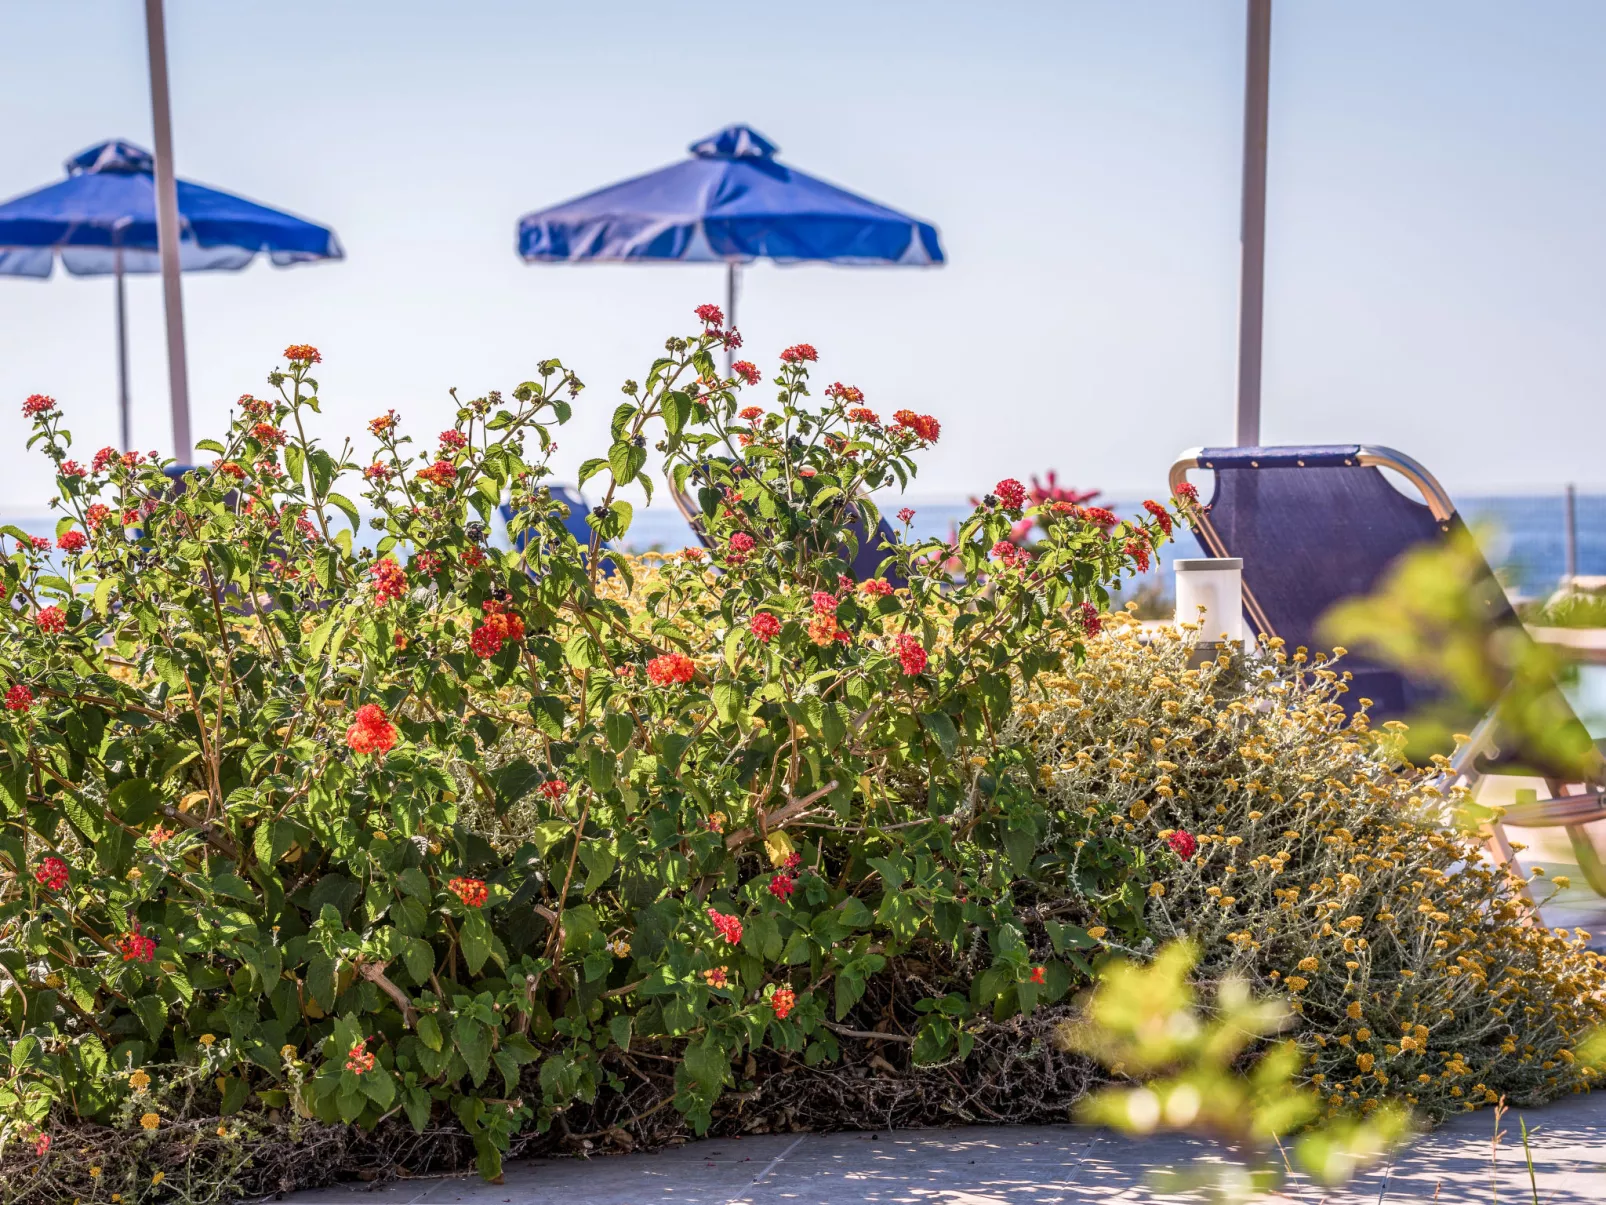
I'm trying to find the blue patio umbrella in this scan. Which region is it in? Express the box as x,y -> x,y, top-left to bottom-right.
0,139 -> 344,449
517,124 -> 943,574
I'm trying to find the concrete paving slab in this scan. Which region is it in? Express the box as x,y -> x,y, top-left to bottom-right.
274,1093 -> 1606,1205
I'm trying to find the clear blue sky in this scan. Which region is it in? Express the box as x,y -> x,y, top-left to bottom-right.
2,0 -> 1603,513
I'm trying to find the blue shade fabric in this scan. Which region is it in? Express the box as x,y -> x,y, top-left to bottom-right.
518,125 -> 944,266
1197,447 -> 1450,720
1194,445 -> 1599,779
0,139 -> 344,278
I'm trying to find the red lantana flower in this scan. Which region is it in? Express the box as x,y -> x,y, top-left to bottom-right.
1176,481 -> 1199,504
892,410 -> 941,443
92,446 -> 118,473
34,856 -> 69,892
1168,830 -> 1198,859
470,599 -> 526,657
367,411 -> 398,436
771,985 -> 796,1020
363,462 -> 391,482
647,652 -> 696,686
418,459 -> 457,488
749,612 -> 781,643
995,479 -> 1026,510
1142,499 -> 1173,536
1079,601 -> 1102,636
448,877 -> 488,908
57,531 -> 87,553
344,1039 -> 376,1074
860,578 -> 893,597
59,460 -> 87,478
346,703 -> 398,756
438,430 -> 467,450
767,873 -> 795,901
894,633 -> 927,676
252,423 -> 287,447
707,908 -> 743,945
1124,539 -> 1151,573
695,303 -> 725,327
1030,965 -> 1047,986
823,382 -> 863,403
779,343 -> 818,363
5,684 -> 33,711
726,531 -> 755,563
35,606 -> 65,634
847,407 -> 880,425
732,361 -> 762,386
539,780 -> 568,800
29,537 -> 50,552
412,550 -> 441,576
370,557 -> 407,605
22,394 -> 55,417
118,923 -> 156,963
897,507 -> 916,525
810,591 -> 838,615
739,406 -> 765,422
85,504 -> 110,529
284,344 -> 321,364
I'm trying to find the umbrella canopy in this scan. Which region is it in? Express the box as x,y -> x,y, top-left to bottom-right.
0,139 -> 343,277
516,124 -> 940,585
517,124 -> 943,266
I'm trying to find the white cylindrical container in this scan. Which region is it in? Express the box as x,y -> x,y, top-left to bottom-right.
1174,557 -> 1245,644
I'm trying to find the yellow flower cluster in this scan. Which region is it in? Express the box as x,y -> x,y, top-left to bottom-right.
1010,617 -> 1606,1121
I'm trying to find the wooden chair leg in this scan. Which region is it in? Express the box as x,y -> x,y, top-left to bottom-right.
1565,824 -> 1606,897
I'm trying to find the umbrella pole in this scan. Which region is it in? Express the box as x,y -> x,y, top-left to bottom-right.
115,244 -> 130,451
143,0 -> 192,463
725,261 -> 739,376
1235,0 -> 1272,447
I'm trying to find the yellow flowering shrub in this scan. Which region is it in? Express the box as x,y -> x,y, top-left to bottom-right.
1011,615 -> 1606,1120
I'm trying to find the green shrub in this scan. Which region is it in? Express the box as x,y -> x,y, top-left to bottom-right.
0,318 -> 1179,1199
1012,619 -> 1606,1120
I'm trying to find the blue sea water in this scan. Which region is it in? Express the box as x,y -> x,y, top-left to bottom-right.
8,492 -> 1603,601
616,493 -> 1606,602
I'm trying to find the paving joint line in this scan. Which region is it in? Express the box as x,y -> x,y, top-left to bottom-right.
723,1133 -> 808,1203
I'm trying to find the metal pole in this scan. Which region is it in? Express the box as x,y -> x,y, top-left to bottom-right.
724,261 -> 739,376
1565,482 -> 1578,582
1235,0 -> 1272,447
143,0 -> 192,462
114,241 -> 130,451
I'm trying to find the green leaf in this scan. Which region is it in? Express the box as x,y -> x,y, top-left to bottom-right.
196,439 -> 227,455
609,1014 -> 633,1052
577,457 -> 608,488
609,441 -> 647,486
133,994 -> 166,1043
93,577 -> 115,617
455,1018 -> 491,1086
152,649 -> 188,692
312,546 -> 339,591
580,844 -> 616,896
587,745 -> 615,793
107,778 -> 161,826
404,938 -> 435,985
603,709 -> 633,753
284,443 -> 306,486
306,615 -> 337,661
919,711 -> 959,758
530,820 -> 570,856
327,492 -> 361,535
460,910 -> 493,975
661,391 -> 691,437
713,681 -> 744,724
416,1013 -> 443,1052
